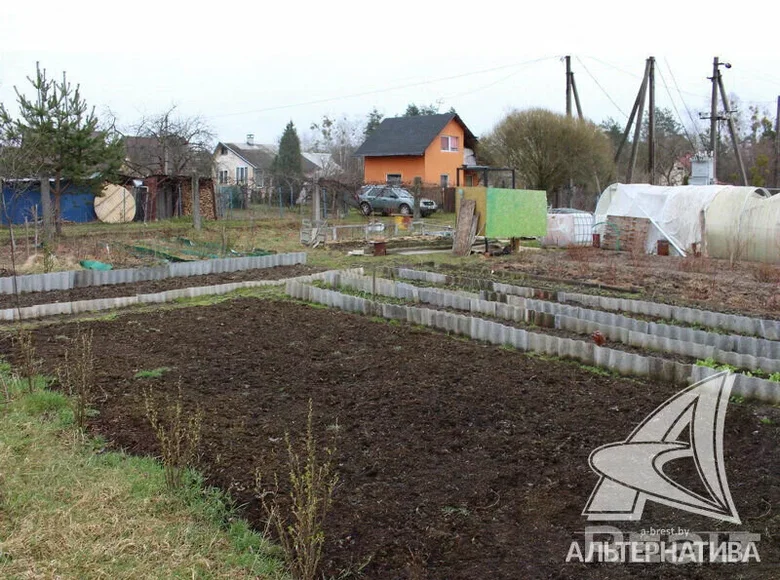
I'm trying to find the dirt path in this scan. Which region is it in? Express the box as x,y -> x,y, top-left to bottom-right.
17,299 -> 780,579
0,264 -> 321,309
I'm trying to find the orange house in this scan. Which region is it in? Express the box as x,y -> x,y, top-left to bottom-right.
355,113 -> 482,188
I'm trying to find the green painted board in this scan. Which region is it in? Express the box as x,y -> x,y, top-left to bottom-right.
485,188 -> 547,238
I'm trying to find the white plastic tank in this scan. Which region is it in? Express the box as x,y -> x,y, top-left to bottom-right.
540,210 -> 595,247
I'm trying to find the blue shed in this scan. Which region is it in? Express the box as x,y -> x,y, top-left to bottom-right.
1,180 -> 98,225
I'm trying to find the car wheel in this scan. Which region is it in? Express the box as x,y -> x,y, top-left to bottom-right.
399,204 -> 412,216
421,212 -> 431,218
360,202 -> 372,216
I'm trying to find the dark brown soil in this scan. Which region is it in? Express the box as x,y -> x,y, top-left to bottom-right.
16,299 -> 780,579
0,265 -> 320,309
435,249 -> 780,321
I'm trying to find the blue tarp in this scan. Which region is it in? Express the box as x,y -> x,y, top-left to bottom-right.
1,182 -> 98,225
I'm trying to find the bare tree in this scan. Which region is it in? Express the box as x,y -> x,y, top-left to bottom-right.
308,114 -> 364,182
127,105 -> 215,177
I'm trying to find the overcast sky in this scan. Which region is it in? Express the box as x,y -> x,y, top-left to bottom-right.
2,1 -> 779,148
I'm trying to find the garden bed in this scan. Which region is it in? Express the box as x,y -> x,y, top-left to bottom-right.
0,264 -> 320,309
16,299 -> 780,579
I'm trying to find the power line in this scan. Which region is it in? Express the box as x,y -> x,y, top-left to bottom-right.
208,56 -> 557,120
442,58 -> 551,100
575,56 -> 628,118
583,55 -> 641,79
656,64 -> 698,150
587,55 -> 709,101
663,57 -> 705,146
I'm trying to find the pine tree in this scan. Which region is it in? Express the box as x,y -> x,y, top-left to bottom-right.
0,63 -> 124,236
364,108 -> 384,137
272,121 -> 303,205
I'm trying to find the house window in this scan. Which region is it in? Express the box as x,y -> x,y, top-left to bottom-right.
440,174 -> 449,188
255,171 -> 265,188
466,174 -> 475,187
386,173 -> 402,185
236,166 -> 248,184
440,136 -> 459,152
220,146 -> 228,155
218,169 -> 228,184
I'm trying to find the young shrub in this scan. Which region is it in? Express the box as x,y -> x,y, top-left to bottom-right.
256,399 -> 338,580
143,382 -> 203,491
57,327 -> 96,431
15,328 -> 39,393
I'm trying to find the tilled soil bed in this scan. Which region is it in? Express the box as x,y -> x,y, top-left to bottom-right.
435,250 -> 780,321
16,299 -> 780,579
0,264 -> 320,309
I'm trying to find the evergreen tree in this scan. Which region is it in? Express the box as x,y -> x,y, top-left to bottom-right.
0,63 -> 124,235
402,103 -> 440,117
364,108 -> 384,137
272,121 -> 303,205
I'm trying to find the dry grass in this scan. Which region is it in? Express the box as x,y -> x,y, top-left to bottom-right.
753,262 -> 780,284
677,255 -> 716,274
0,370 -> 284,579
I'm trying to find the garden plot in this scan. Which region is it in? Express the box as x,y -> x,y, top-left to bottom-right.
0,264 -> 321,310
292,270 -> 780,402
382,267 -> 780,340
18,299 -> 780,580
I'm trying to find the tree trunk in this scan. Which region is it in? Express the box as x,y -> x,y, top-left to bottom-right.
39,176 -> 54,242
53,170 -> 63,236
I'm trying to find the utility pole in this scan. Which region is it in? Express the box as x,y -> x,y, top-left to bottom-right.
571,73 -> 584,120
702,57 -> 746,184
717,73 -> 748,185
615,59 -> 651,165
774,95 -> 780,188
648,57 -> 656,185
710,57 -> 719,176
627,58 -> 651,183
565,56 -> 572,117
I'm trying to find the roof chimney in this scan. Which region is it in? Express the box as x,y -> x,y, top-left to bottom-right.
246,133 -> 255,146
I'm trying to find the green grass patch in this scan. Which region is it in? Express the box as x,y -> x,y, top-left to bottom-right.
695,358 -> 779,380
0,367 -> 285,578
134,367 -> 172,380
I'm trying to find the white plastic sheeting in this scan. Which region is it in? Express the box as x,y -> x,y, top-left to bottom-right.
540,211 -> 594,247
704,189 -> 780,264
594,183 -> 774,260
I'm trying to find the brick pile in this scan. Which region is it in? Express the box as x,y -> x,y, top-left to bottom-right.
602,215 -> 650,252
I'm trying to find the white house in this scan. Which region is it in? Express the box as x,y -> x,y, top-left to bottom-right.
213,134 -> 341,194
213,135 -> 276,192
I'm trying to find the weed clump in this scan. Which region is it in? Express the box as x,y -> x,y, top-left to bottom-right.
143,382 -> 203,491
15,328 -> 39,393
57,327 -> 96,431
256,399 -> 338,580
